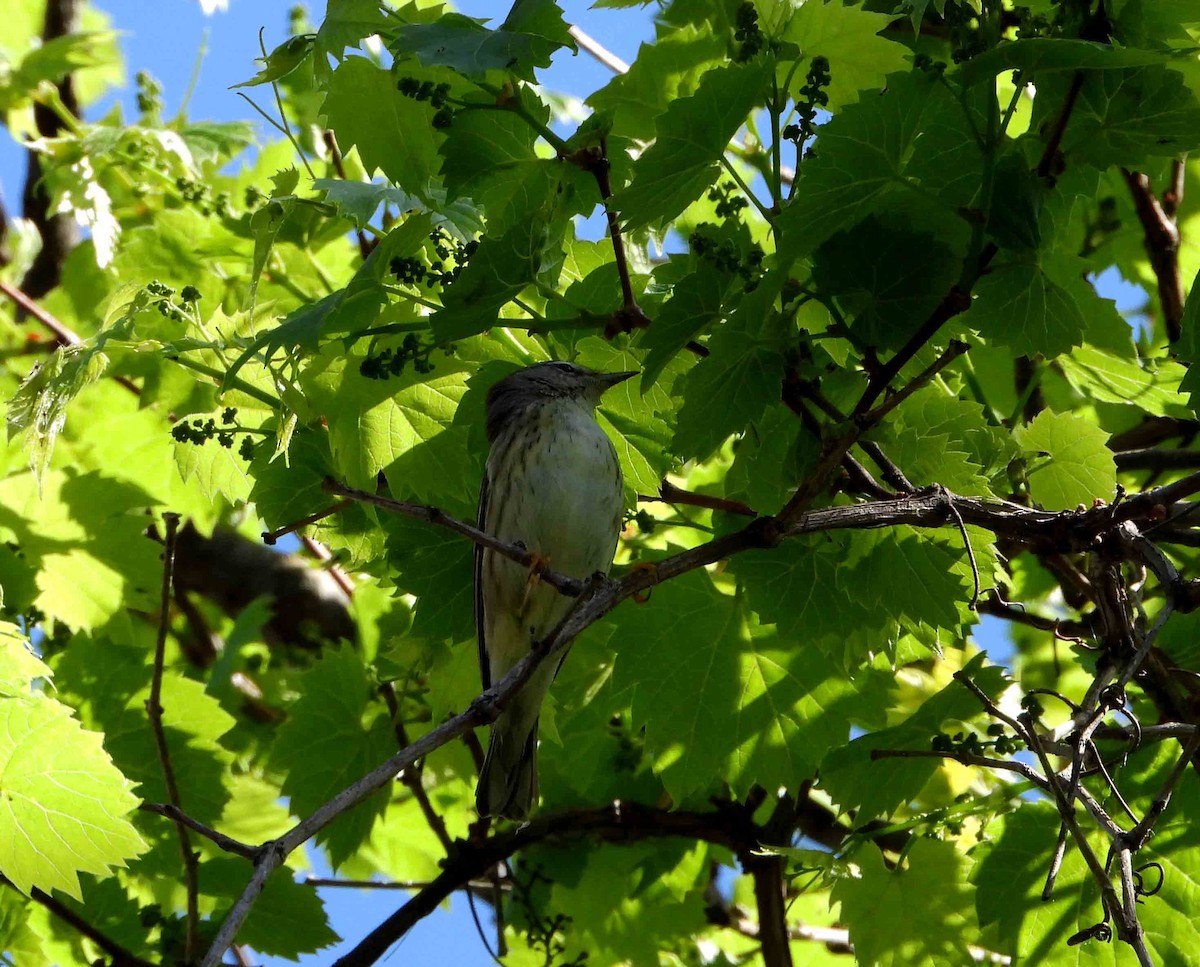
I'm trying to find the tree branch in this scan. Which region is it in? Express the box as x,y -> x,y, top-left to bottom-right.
1122,164 -> 1185,342
144,513 -> 200,962
20,0 -> 81,300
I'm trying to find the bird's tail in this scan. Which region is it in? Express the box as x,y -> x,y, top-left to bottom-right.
476,714 -> 538,820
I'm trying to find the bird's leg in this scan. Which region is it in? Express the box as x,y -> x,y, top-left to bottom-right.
519,552 -> 551,612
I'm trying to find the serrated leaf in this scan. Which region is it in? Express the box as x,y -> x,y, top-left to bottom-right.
670,281 -> 788,460
0,694 -> 145,900
322,57 -> 444,195
959,38 -> 1172,86
776,72 -> 985,262
820,655 -> 1009,819
1059,345 -> 1190,416
779,0 -> 909,109
834,838 -> 979,966
587,24 -> 725,142
615,568 -> 882,799
389,0 -> 576,81
270,646 -> 397,867
812,217 -> 959,351
612,59 -> 771,231
0,625 -> 51,696
1015,410 -> 1117,510
204,858 -> 340,958
1032,65 -> 1200,168
966,255 -> 1087,358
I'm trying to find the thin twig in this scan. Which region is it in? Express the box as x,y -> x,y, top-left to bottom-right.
145,513 -> 200,962
138,803 -> 258,860
262,500 -> 353,545
323,478 -> 586,596
380,683 -> 456,855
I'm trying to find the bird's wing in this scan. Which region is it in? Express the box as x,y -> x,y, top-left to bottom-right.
475,471 -> 490,690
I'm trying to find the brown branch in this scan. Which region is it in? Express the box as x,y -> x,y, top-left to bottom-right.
380,683 -> 456,856
138,803 -> 257,860
262,500 -> 352,545
1035,71 -> 1084,179
20,0 -> 81,299
1122,165 -> 1184,342
976,595 -> 1095,639
0,280 -> 142,395
204,469 -> 1200,964
639,479 -> 758,517
144,513 -> 200,962
1114,447 -> 1200,471
1110,417 -> 1200,452
322,130 -> 372,260
323,477 -> 587,596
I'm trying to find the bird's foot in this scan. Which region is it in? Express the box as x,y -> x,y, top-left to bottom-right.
520,552 -> 551,610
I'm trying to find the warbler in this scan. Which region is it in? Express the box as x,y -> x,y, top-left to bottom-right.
475,361 -> 635,819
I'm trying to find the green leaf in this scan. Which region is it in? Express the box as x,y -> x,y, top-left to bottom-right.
834,838 -> 980,965
431,190 -> 569,339
820,656 -> 1009,819
959,38 -> 1173,86
612,59 -> 771,231
615,568 -> 881,800
204,858 -> 340,958
8,324 -> 121,486
587,24 -> 725,141
0,624 -> 51,696
779,0 -> 910,109
315,0 -> 393,63
269,646 -> 397,867
322,57 -> 445,195
304,353 -> 469,491
384,515 -> 475,642
389,0 -> 576,81
812,217 -> 959,351
0,471 -> 161,633
1015,410 -> 1117,510
107,673 -> 237,825
1032,65 -> 1200,168
638,263 -> 730,389
986,150 -> 1043,251
231,33 -> 316,88
776,71 -> 985,262
1058,345 -> 1190,416
0,693 -> 145,900
671,332 -> 785,460
965,255 -> 1088,359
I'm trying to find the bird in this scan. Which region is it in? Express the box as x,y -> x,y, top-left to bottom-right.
474,360 -> 635,820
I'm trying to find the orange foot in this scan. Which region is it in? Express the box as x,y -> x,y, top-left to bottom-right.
520,552 -> 551,611
628,561 -> 658,604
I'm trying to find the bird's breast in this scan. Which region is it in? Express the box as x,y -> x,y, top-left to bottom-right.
486,401 -> 623,582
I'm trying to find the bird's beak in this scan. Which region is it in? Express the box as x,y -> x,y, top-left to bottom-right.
599,370 -> 638,391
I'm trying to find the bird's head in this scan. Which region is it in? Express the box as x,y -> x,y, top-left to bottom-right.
484,361 -> 637,442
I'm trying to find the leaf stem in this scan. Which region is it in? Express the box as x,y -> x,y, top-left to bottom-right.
168,354 -> 280,409
719,154 -> 773,223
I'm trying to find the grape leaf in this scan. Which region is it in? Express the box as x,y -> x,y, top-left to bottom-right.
269,646 -> 398,867
0,694 -> 145,900
1015,410 -> 1117,510
612,59 -> 771,231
